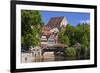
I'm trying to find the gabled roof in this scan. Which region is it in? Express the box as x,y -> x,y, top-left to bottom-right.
42,26 -> 51,31
46,16 -> 64,28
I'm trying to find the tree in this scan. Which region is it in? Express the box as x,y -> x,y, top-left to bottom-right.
64,24 -> 76,46
21,10 -> 33,36
75,23 -> 90,59
59,35 -> 70,46
58,27 -> 70,46
21,10 -> 43,36
21,10 -> 43,49
75,23 -> 90,48
81,34 -> 89,48
32,11 -> 43,27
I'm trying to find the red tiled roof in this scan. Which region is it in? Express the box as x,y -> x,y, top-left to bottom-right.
42,26 -> 51,31
46,16 -> 64,28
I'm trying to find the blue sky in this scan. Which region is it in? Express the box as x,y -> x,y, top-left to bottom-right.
40,11 -> 90,26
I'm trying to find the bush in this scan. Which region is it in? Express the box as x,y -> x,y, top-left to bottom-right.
65,47 -> 76,57
80,45 -> 90,59
58,33 -> 70,46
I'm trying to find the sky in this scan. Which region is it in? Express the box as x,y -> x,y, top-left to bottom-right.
40,11 -> 90,26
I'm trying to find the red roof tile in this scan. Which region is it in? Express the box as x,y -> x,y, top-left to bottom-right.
46,16 -> 64,28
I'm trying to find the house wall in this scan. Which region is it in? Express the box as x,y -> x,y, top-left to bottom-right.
41,36 -> 48,45
48,35 -> 55,44
60,17 -> 68,27
50,27 -> 59,33
41,41 -> 48,45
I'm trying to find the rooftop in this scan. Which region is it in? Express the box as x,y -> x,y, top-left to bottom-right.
46,16 -> 65,28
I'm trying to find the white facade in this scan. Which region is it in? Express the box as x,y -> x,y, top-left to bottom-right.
41,36 -> 48,45
48,35 -> 55,45
50,27 -> 59,33
60,17 -> 68,27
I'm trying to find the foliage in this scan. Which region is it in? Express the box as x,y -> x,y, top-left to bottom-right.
58,23 -> 90,48
81,34 -> 89,48
58,28 -> 70,46
58,23 -> 90,59
59,35 -> 70,46
63,24 -> 90,47
80,44 -> 90,59
21,10 -> 43,48
65,47 -> 76,57
75,24 -> 90,48
64,24 -> 76,45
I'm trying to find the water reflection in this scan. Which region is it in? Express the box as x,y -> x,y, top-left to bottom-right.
21,52 -> 89,63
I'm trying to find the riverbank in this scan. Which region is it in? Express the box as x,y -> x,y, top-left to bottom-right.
21,52 -> 55,63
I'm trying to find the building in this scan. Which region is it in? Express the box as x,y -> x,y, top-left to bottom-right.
41,35 -> 48,45
41,16 -> 68,46
46,16 -> 68,30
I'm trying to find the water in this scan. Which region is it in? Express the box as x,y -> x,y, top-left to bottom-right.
21,52 -> 88,63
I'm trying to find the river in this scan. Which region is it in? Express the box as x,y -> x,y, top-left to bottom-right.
21,52 -> 88,63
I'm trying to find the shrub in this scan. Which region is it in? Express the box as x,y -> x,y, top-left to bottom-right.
65,47 -> 76,57
81,45 -> 90,59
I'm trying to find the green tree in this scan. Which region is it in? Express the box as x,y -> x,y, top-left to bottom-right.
64,24 -> 76,45
75,23 -> 90,48
75,23 -> 90,59
81,34 -> 89,48
59,35 -> 70,46
58,27 -> 70,46
32,11 -> 43,26
21,10 -> 43,48
21,10 -> 33,36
